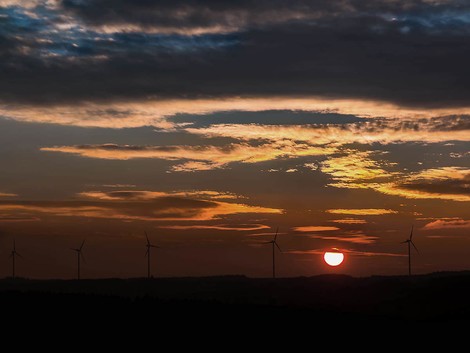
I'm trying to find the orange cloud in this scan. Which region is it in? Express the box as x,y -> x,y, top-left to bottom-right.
293,226 -> 340,232
0,216 -> 39,222
185,119 -> 470,145
377,167 -> 470,202
327,209 -> 398,215
170,161 -> 220,172
0,204 -> 135,221
318,152 -> 470,202
331,219 -> 367,224
159,224 -> 270,231
422,219 -> 470,230
41,141 -> 333,171
0,192 -> 17,197
309,231 -> 378,244
79,190 -> 241,201
289,249 -> 404,257
320,150 -> 470,202
0,193 -> 282,222
321,151 -> 398,188
7,97 -> 470,129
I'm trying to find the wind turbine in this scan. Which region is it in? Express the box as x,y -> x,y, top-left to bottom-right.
71,240 -> 85,280
401,225 -> 418,276
264,227 -> 282,278
9,240 -> 22,279
145,231 -> 160,279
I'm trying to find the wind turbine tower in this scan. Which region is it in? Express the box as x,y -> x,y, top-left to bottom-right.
145,231 -> 160,279
401,226 -> 418,276
71,240 -> 85,280
9,240 -> 22,279
264,228 -> 282,278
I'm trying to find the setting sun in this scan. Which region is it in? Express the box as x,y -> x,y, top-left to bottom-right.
324,251 -> 345,267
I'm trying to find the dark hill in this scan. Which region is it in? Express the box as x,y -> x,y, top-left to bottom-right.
2,272 -> 470,324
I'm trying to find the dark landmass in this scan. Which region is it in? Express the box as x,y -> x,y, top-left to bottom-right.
2,272 -> 470,325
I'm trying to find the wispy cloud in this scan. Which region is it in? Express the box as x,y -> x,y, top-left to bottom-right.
327,209 -> 398,216
331,219 -> 367,224
61,0 -> 322,35
308,231 -> 378,244
321,151 -> 398,189
289,249 -> 404,257
185,116 -> 470,145
422,218 -> 470,230
79,190 -> 242,201
293,226 -> 340,232
0,216 -> 39,222
0,192 -> 17,197
158,224 -> 270,232
0,190 -> 282,222
41,141 -> 333,171
378,167 -> 470,202
5,99 -> 470,129
0,0 -> 58,8
322,150 -> 470,201
60,0 -> 470,39
102,184 -> 136,188
170,161 -> 219,173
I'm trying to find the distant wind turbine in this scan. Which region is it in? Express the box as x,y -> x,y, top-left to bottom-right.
264,227 -> 282,278
145,231 -> 160,279
71,240 -> 85,280
401,226 -> 418,276
9,240 -> 22,279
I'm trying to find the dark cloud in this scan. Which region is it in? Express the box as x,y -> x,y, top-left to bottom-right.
75,144 -> 180,152
170,110 -> 364,127
0,1 -> 470,107
100,190 -> 151,199
348,116 -> 470,133
428,116 -> 470,131
60,0 -> 470,32
0,197 -> 219,220
0,216 -> 39,222
400,176 -> 470,196
61,0 -> 343,30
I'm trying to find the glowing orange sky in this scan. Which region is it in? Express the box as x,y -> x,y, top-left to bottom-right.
0,0 -> 469,279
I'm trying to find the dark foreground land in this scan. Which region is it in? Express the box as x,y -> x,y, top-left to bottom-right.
2,272 -> 470,325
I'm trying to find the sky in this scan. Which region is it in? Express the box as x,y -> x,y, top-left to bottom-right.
0,0 -> 469,279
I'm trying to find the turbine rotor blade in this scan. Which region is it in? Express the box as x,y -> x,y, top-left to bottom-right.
411,241 -> 419,253
16,252 -> 23,258
274,227 -> 279,241
80,240 -> 85,250
145,231 -> 150,245
400,240 -> 408,244
145,248 -> 149,257
275,242 -> 282,253
80,252 -> 86,263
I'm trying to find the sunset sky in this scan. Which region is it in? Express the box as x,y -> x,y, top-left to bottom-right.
0,0 -> 469,279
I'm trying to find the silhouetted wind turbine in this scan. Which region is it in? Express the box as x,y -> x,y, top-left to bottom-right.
145,231 -> 160,279
401,225 -> 418,276
71,240 -> 85,280
264,228 -> 282,278
9,240 -> 22,279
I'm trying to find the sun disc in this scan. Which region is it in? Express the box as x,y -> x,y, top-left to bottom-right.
324,251 -> 344,267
